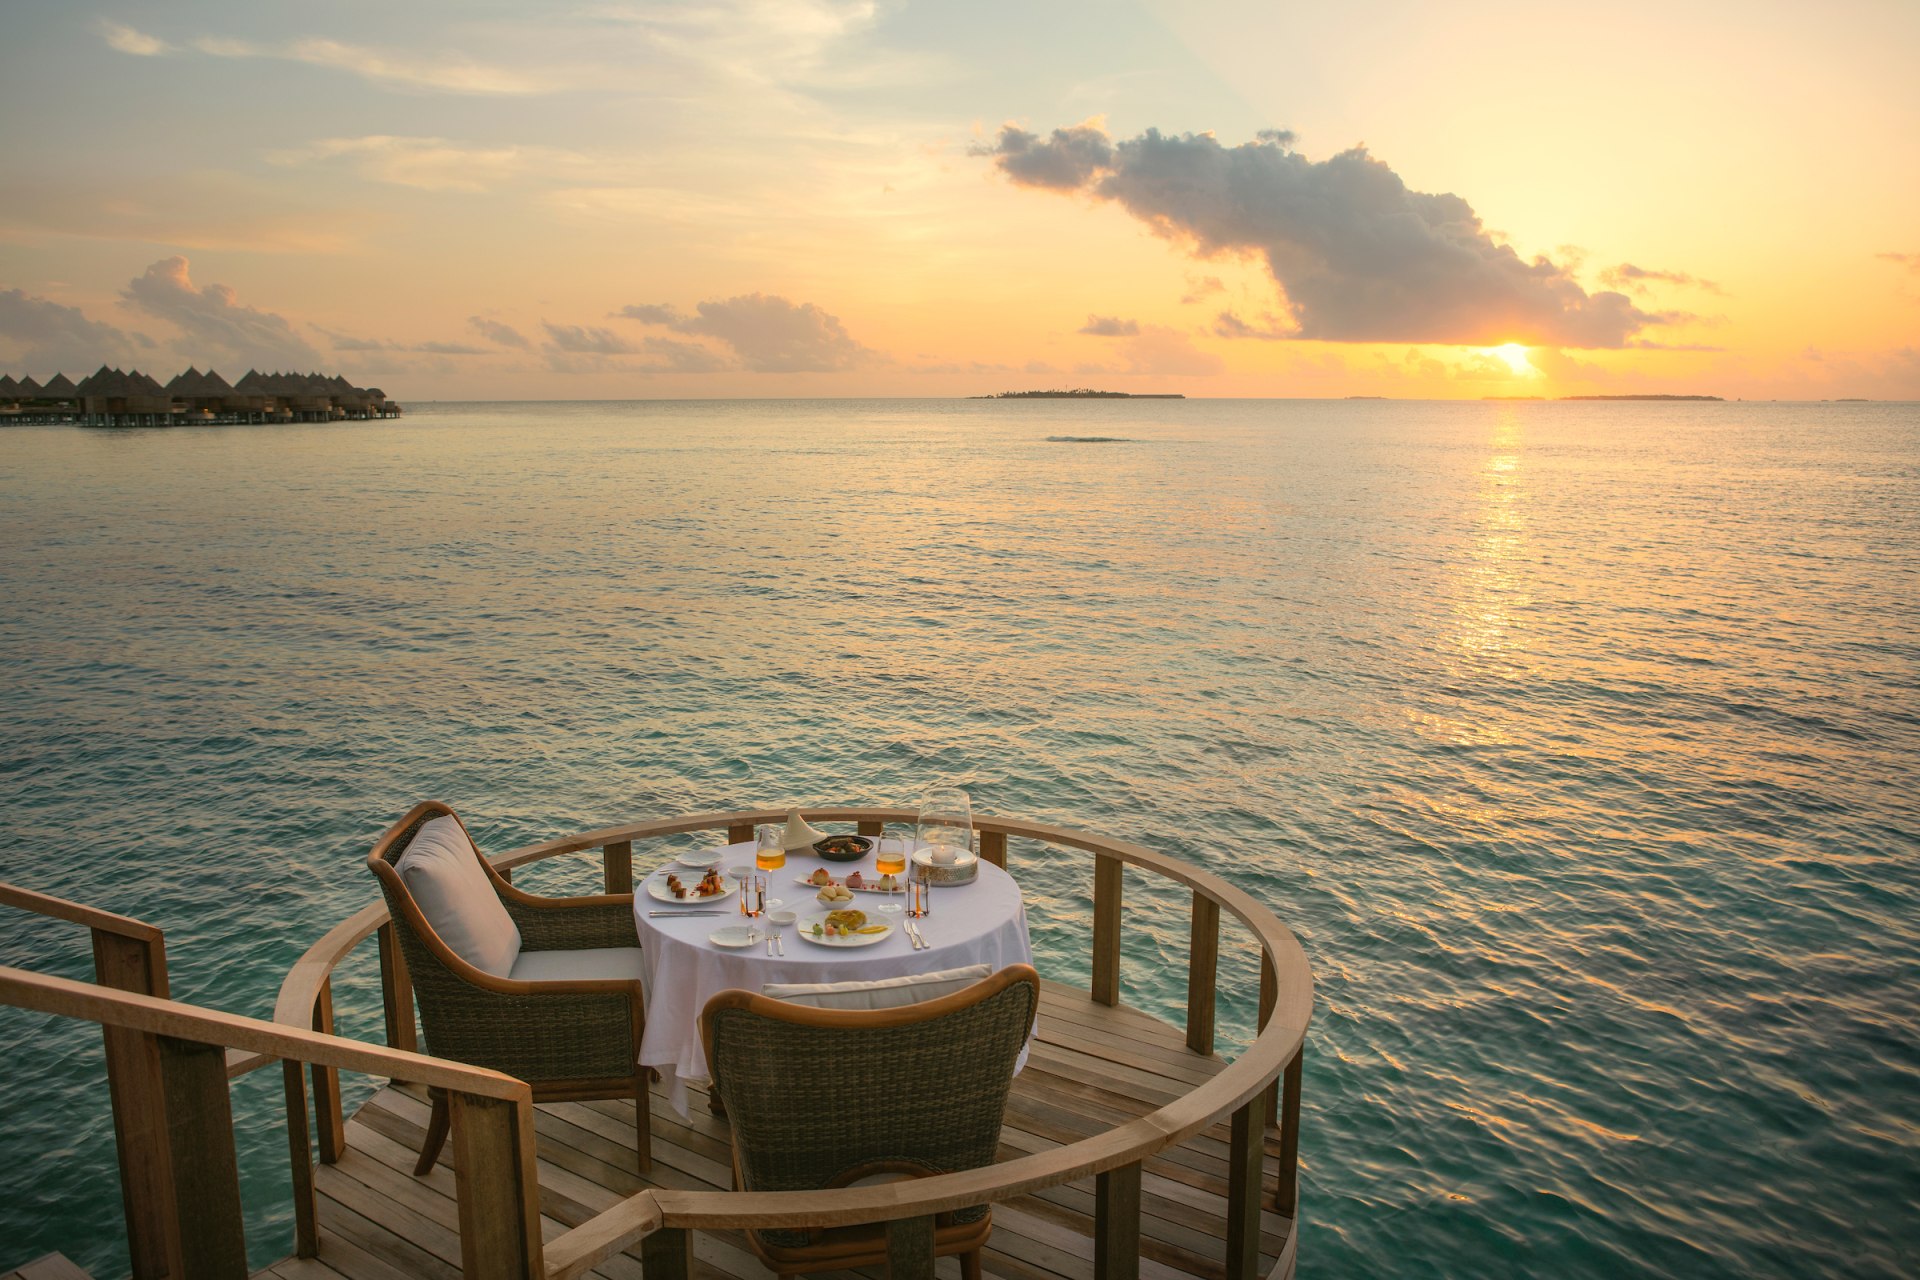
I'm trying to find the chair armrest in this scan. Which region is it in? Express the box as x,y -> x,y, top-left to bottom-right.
502,895 -> 639,950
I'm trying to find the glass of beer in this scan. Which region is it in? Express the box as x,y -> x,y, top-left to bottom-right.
875,822 -> 908,876
755,823 -> 786,872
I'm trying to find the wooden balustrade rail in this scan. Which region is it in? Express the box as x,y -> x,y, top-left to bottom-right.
272,806 -> 1314,1280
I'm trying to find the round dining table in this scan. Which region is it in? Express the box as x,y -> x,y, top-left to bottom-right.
632,840 -> 1037,1116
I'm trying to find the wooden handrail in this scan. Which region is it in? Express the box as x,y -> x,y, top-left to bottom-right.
0,882 -> 163,943
0,967 -> 530,1101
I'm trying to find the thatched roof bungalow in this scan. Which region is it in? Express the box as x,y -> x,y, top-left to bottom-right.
78,365 -> 175,415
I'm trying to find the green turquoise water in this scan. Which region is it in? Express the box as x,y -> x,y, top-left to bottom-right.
2,398 -> 1916,1276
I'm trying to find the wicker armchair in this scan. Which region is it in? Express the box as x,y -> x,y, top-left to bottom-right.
700,964 -> 1040,1277
367,800 -> 650,1174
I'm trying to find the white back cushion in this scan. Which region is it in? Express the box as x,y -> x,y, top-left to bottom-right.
763,963 -> 992,1011
396,816 -> 521,977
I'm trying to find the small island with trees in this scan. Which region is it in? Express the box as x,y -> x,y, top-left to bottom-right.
974,388 -> 1185,399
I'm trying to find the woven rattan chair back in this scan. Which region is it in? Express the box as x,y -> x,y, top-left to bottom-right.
365,801 -> 637,1082
701,965 -> 1039,1203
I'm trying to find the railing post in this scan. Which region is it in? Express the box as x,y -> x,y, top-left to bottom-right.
980,829 -> 1007,869
89,927 -> 180,1280
449,1089 -> 544,1280
157,1033 -> 249,1278
603,839 -> 633,895
639,1227 -> 692,1278
1276,1046 -> 1304,1216
1095,1160 -> 1142,1280
378,921 -> 418,1055
1258,951 -> 1280,1124
1091,854 -> 1122,1006
1225,1085 -> 1271,1279
856,819 -> 882,837
884,1215 -> 937,1279
727,822 -> 755,845
1185,892 -> 1219,1055
310,978 -> 345,1164
283,1059 -> 319,1257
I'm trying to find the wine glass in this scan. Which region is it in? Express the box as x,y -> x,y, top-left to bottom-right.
915,786 -> 973,866
875,822 -> 909,876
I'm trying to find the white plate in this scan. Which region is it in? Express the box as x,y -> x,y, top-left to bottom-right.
676,848 -> 725,869
645,872 -> 738,904
709,926 -> 757,948
797,912 -> 893,947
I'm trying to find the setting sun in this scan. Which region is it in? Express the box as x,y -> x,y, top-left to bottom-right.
1492,343 -> 1534,375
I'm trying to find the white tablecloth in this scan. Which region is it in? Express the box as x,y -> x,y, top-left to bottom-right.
633,840 -> 1035,1115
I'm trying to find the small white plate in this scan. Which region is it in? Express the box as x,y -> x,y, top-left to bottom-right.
646,873 -> 737,904
797,912 -> 893,947
709,926 -> 757,948
676,848 -> 725,869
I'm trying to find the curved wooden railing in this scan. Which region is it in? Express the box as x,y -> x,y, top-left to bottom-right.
274,807 -> 1314,1280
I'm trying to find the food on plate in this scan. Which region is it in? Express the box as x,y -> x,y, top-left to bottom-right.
845,871 -> 866,889
877,873 -> 900,893
816,883 -> 855,907
806,868 -> 835,887
812,834 -> 871,860
815,908 -> 868,937
666,869 -> 727,899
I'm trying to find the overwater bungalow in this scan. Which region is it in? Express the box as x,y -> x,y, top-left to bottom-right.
0,804 -> 1312,1280
0,366 -> 401,425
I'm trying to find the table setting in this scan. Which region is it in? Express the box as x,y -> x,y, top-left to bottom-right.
631,789 -> 1035,1115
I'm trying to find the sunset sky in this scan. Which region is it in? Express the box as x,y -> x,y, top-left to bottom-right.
2,0 -> 1915,400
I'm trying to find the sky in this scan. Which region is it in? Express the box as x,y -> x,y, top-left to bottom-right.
1,0 -> 1916,400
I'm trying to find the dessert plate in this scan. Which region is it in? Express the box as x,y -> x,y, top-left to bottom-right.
796,912 -> 893,947
645,873 -> 737,904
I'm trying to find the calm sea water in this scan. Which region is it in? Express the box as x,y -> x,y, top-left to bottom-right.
2,398 -> 1916,1277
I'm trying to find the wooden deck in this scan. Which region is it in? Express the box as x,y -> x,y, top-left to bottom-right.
255,981 -> 1294,1280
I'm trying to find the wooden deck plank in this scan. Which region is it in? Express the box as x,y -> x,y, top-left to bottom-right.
266,981 -> 1289,1280
7,1256 -> 93,1280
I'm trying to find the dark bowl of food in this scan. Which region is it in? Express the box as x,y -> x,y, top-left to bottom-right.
812,834 -> 873,863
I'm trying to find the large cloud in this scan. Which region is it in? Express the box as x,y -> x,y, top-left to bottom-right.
982,124 -> 1670,349
619,293 -> 868,372
119,257 -> 318,368
0,289 -> 151,376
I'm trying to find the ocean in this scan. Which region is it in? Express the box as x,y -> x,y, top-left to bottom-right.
1,397 -> 1915,1277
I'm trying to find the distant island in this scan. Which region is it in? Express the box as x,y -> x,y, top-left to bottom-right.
974,388 -> 1185,399
1482,394 -> 1724,402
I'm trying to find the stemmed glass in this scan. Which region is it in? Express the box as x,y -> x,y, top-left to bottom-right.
916,786 -> 973,865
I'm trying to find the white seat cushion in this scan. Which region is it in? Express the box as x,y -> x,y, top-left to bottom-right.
508,946 -> 646,984
396,816 -> 522,977
763,963 -> 993,1011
